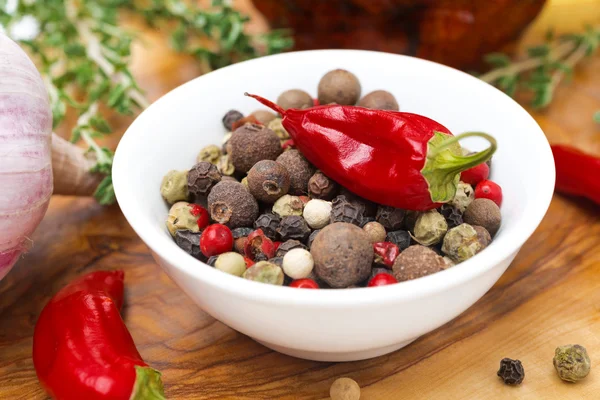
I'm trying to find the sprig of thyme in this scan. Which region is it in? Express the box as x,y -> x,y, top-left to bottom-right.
0,0 -> 292,205
479,25 -> 599,109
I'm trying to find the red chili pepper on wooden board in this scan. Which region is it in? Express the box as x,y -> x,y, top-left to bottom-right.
551,144 -> 600,205
245,93 -> 496,211
32,271 -> 165,400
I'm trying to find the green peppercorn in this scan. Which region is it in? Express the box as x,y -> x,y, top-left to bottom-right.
273,194 -> 304,217
196,144 -> 222,165
267,117 -> 290,140
215,252 -> 246,277
412,210 -> 447,246
217,154 -> 235,176
160,170 -> 189,205
441,223 -> 484,262
166,202 -> 199,237
450,182 -> 474,213
553,344 -> 591,382
243,261 -> 284,285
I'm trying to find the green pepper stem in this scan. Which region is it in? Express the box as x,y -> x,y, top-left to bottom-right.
130,366 -> 166,400
428,131 -> 497,168
422,131 -> 497,204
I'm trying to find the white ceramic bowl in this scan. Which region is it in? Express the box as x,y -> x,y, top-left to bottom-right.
113,50 -> 555,362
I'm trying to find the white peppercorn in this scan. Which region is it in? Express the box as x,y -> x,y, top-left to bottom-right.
215,252 -> 246,277
303,199 -> 332,229
282,248 -> 314,279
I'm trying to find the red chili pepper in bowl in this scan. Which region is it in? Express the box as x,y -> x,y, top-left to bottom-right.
245,93 -> 496,211
32,270 -> 165,400
551,144 -> 600,205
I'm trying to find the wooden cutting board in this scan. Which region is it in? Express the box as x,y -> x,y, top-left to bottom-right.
1,0 -> 599,398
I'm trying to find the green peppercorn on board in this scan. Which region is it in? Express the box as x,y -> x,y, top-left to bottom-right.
1,1 -> 600,398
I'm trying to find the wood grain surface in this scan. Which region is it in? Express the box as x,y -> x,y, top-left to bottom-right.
1,1 -> 599,399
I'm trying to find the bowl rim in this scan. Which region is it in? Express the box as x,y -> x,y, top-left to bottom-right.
113,49 -> 555,307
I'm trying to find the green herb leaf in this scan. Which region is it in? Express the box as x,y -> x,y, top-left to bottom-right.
484,53 -> 512,68
93,175 -> 116,205
594,111 -> 600,124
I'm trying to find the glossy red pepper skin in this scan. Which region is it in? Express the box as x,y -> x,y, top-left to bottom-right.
32,271 -> 164,400
246,94 -> 495,211
551,144 -> 600,205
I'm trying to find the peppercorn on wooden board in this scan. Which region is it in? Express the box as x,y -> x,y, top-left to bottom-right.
1,1 -> 599,399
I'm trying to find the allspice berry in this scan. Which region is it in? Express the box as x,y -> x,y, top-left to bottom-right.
247,160 -> 290,203
308,171 -> 338,200
330,377 -> 360,400
363,221 -> 386,243
311,223 -> 373,288
229,124 -> 282,173
276,149 -> 315,195
463,198 -> 501,236
393,245 -> 448,282
318,69 -> 361,105
250,109 -> 277,124
473,225 -> 492,248
187,162 -> 221,198
277,89 -> 313,110
207,181 -> 259,228
357,90 -> 399,111
160,170 -> 189,204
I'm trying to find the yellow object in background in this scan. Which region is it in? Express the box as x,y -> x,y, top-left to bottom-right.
525,0 -> 600,43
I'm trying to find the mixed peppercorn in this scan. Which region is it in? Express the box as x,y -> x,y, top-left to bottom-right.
161,68 -> 503,289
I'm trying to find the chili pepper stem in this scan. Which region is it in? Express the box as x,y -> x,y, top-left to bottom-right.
130,366 -> 166,400
422,131 -> 497,204
244,93 -> 285,115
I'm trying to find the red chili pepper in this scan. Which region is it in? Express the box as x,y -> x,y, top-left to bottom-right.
460,162 -> 489,186
475,179 -> 503,206
245,93 -> 496,211
244,229 -> 275,260
32,271 -> 164,400
373,242 -> 400,268
551,144 -> 600,205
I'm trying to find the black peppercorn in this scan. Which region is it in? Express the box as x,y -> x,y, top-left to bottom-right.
231,227 -> 253,239
376,206 -> 405,231
268,256 -> 284,268
222,110 -> 243,131
497,358 -> 525,385
308,171 -> 338,200
276,239 -> 308,257
277,215 -> 311,242
339,188 -> 377,217
330,195 -> 364,226
439,204 -> 464,229
254,213 -> 281,241
254,253 -> 269,262
187,162 -> 222,198
386,230 -> 411,251
307,229 -> 321,248
174,230 -> 203,260
206,255 -> 218,267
